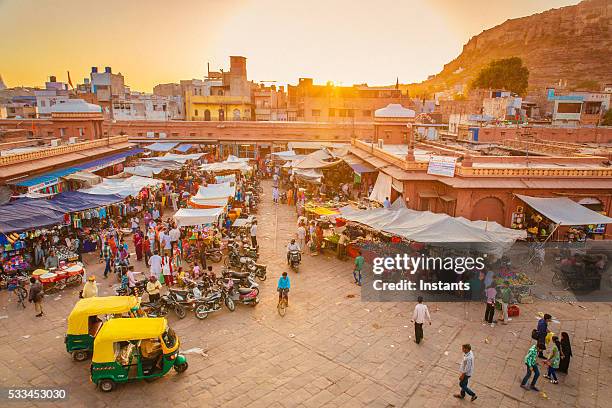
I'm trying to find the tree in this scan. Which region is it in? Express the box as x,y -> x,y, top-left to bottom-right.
471,57 -> 529,95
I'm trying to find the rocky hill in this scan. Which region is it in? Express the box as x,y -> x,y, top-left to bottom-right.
417,0 -> 611,93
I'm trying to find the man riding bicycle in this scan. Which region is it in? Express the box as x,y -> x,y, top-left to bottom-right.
277,272 -> 290,306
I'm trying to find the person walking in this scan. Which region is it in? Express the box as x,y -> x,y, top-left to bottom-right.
558,332 -> 572,374
297,223 -> 306,253
499,281 -> 512,325
354,250 -> 365,286
484,284 -> 497,326
161,254 -> 174,287
454,344 -> 477,401
272,186 -> 279,204
250,221 -> 258,248
536,314 -> 552,358
102,240 -> 112,279
82,276 -> 98,298
134,231 -> 143,262
148,250 -> 162,280
28,277 -> 44,317
411,296 -> 431,344
521,343 -> 546,391
544,336 -> 561,384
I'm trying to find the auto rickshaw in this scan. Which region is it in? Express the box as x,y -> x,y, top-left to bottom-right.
90,317 -> 188,392
66,296 -> 140,361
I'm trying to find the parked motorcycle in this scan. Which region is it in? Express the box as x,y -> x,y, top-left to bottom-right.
225,278 -> 259,307
194,289 -> 233,319
114,279 -> 146,296
140,294 -> 186,319
218,269 -> 260,295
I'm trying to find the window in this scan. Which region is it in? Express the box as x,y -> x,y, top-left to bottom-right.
218,90 -> 224,96
339,109 -> 347,117
60,128 -> 67,137
171,133 -> 179,137
219,109 -> 225,121
204,109 -> 211,121
78,128 -> 85,137
312,109 -> 321,117
194,109 -> 199,117
362,110 -> 372,117
233,109 -> 241,120
189,132 -> 196,137
138,132 -> 144,137
328,108 -> 335,117
47,131 -> 54,137
347,109 -> 355,118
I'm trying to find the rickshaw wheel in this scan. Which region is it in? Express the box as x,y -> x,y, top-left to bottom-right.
99,379 -> 115,392
72,350 -> 89,362
174,362 -> 188,373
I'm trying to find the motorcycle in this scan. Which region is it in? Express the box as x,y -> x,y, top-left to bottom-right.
114,279 -> 147,296
225,244 -> 258,268
194,289 -> 233,319
218,269 -> 260,295
288,250 -> 301,272
140,294 -> 186,319
225,278 -> 259,307
244,258 -> 267,281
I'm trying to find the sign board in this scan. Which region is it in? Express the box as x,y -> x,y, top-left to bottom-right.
427,155 -> 457,178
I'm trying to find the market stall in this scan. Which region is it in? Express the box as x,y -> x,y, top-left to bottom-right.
173,208 -> 224,228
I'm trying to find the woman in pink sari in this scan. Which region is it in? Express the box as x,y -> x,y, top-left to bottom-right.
134,232 -> 143,262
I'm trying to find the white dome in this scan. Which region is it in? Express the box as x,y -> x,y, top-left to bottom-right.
374,103 -> 415,118
51,99 -> 102,113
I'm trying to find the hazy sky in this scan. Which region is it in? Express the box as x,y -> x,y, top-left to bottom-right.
0,0 -> 580,92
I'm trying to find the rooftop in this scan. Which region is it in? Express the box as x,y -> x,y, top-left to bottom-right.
50,99 -> 102,114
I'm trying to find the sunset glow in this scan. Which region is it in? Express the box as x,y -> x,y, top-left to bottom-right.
0,0 -> 579,91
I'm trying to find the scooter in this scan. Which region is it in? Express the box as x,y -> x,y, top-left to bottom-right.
224,278 -> 259,307
288,250 -> 301,272
218,268 -> 260,295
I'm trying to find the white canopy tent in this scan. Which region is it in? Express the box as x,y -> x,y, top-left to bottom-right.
188,196 -> 229,209
195,182 -> 235,199
173,208 -> 224,227
368,172 -> 392,204
339,206 -> 526,254
516,194 -> 612,226
124,166 -> 166,178
80,175 -> 164,197
144,153 -> 203,163
200,158 -> 251,173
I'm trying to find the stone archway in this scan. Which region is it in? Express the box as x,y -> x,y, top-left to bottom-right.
472,196 -> 506,226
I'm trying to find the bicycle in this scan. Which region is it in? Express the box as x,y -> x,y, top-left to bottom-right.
277,289 -> 288,317
7,277 -> 28,309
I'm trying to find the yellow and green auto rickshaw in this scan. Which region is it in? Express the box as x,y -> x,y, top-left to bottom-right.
90,317 -> 188,392
66,296 -> 140,361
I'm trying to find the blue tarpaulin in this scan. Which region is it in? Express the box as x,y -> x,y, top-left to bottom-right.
145,142 -> 179,152
175,144 -> 192,153
14,148 -> 144,188
0,191 -> 123,233
0,200 -> 64,233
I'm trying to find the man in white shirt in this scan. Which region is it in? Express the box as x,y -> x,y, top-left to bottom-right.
383,197 -> 391,209
250,221 -> 258,248
455,344 -> 477,401
411,296 -> 431,344
296,224 -> 306,253
160,230 -> 172,257
131,217 -> 139,233
287,239 -> 300,264
169,226 -> 181,246
148,251 -> 162,279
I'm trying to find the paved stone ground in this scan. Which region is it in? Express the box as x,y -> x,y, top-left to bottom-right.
1,181 -> 611,408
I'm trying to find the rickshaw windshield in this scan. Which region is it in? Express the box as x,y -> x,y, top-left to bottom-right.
162,327 -> 177,348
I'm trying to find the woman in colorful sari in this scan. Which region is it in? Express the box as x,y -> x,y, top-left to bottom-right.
134,231 -> 143,262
